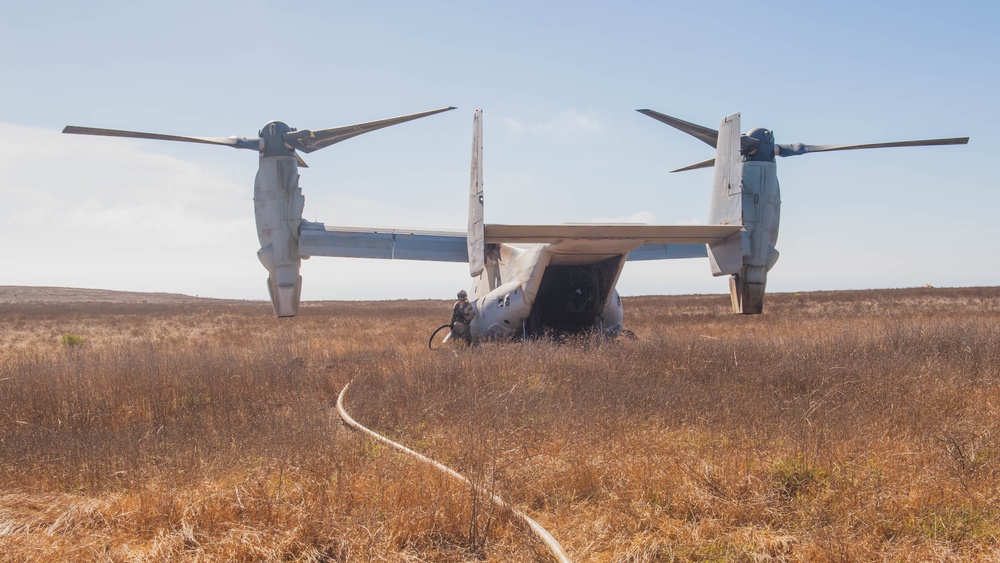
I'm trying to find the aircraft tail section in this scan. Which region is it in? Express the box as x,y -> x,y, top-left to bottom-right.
706,112 -> 780,314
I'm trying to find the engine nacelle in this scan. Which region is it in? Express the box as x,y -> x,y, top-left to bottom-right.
725,160 -> 780,314
254,156 -> 304,317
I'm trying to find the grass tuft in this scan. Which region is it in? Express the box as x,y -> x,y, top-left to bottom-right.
60,334 -> 84,347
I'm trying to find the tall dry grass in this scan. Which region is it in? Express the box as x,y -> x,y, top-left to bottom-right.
1,287 -> 999,561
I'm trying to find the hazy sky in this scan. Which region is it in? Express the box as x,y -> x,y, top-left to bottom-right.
1,1 -> 996,301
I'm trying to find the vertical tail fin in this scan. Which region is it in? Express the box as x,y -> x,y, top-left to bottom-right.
706,113 -> 747,277
468,110 -> 485,278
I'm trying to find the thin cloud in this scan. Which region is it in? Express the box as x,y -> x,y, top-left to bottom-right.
588,210 -> 658,224
497,109 -> 605,139
0,123 -> 256,294
587,212 -> 711,226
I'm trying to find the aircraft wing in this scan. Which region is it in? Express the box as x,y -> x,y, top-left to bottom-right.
299,222 -> 468,262
626,243 -> 710,261
484,224 -> 742,262
299,222 -> 742,263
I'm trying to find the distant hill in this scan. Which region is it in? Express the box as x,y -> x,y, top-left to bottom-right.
0,286 -> 223,305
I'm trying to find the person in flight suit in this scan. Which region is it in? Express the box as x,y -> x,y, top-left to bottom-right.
450,289 -> 476,344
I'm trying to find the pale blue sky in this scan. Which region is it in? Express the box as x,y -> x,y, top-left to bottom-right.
1,1 -> 996,300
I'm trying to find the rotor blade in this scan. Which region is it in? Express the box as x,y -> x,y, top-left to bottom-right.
777,137 -> 969,157
62,126 -> 261,150
285,106 -> 457,154
670,157 -> 716,173
637,109 -> 719,148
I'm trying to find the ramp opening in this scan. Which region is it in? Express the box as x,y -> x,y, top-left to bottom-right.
528,256 -> 622,336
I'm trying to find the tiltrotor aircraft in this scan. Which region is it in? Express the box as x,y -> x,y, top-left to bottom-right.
64,108 -> 967,340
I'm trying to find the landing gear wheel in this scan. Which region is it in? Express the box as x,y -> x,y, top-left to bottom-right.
428,324 -> 453,350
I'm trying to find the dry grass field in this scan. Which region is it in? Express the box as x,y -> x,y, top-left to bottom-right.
1,285 -> 999,561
